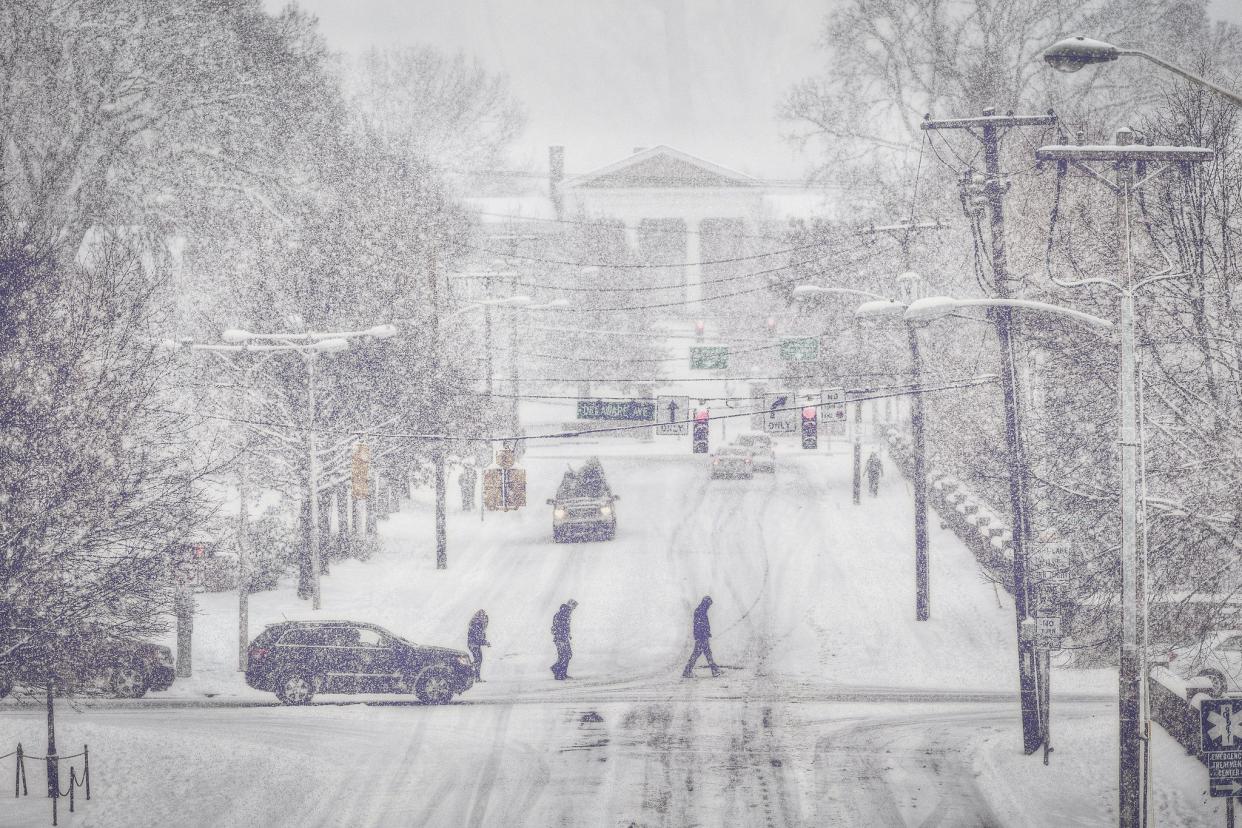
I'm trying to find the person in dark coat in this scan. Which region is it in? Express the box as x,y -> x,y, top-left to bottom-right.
550,599 -> 577,680
865,451 -> 884,497
459,465 -> 477,511
467,610 -> 490,681
682,596 -> 721,678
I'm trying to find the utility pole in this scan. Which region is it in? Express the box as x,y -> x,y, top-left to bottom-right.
907,321 -> 930,621
1036,128 -> 1213,828
923,107 -> 1056,756
430,244 -> 447,570
862,225 -> 943,622
851,390 -> 862,504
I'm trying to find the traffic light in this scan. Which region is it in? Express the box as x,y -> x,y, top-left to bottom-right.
693,407 -> 709,453
766,316 -> 777,336
694,320 -> 705,339
801,405 -> 818,450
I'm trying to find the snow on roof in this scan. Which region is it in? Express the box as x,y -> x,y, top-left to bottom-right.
563,145 -> 759,189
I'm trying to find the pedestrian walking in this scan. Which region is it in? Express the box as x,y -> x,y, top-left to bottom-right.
467,609 -> 490,681
865,451 -> 883,497
459,464 -> 477,511
550,599 -> 577,680
682,596 -> 721,678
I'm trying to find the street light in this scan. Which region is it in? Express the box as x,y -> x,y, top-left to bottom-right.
795,279 -> 931,621
168,324 -> 392,617
1044,35 -> 1242,107
904,293 -> 1155,820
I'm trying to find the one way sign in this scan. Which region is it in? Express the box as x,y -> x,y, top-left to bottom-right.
655,395 -> 690,436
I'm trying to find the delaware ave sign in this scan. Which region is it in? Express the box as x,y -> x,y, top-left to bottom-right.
576,399 -> 657,421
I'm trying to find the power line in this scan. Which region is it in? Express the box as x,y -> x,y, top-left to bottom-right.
140,374 -> 999,443
453,236 -> 834,270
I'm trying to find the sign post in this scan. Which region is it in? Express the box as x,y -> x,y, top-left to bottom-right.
779,337 -> 819,362
655,395 -> 690,436
576,399 -> 656,421
764,392 -> 795,434
690,346 -> 729,370
1202,699 -> 1242,803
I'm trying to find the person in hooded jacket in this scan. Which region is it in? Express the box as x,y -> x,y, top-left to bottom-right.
682,596 -> 721,678
467,609 -> 490,681
550,599 -> 578,680
865,451 -> 884,497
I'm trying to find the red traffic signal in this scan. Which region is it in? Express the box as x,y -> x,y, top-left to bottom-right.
694,320 -> 705,338
801,406 -> 818,450
766,317 -> 777,334
692,407 -> 709,453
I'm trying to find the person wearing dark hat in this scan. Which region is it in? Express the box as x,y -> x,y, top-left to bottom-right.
550,599 -> 578,680
682,596 -> 721,678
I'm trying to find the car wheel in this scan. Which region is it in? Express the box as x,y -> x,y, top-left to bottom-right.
1199,669 -> 1229,697
414,666 -> 455,705
276,671 -> 316,705
553,526 -> 565,543
111,664 -> 149,699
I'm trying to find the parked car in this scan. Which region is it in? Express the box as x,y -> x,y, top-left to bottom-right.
732,432 -> 776,472
244,620 -> 475,705
547,457 -> 619,542
1157,630 -> 1242,696
0,627 -> 174,699
710,446 -> 754,479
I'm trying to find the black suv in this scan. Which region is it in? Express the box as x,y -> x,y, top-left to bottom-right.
244,620 -> 475,705
0,629 -> 175,699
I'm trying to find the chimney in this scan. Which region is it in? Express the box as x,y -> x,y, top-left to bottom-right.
549,145 -> 564,221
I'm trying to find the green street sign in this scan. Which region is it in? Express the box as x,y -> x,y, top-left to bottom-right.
780,337 -> 819,362
690,346 -> 729,370
576,399 -> 656,421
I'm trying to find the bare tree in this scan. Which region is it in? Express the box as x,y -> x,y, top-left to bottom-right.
343,46 -> 526,182
0,233 -> 216,693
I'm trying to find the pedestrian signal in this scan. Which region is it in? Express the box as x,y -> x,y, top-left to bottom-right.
693,408 -> 709,454
801,406 -> 818,450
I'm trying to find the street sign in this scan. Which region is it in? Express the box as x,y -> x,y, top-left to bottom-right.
576,399 -> 656,421
655,395 -> 690,436
690,346 -> 728,370
1201,699 -> 1242,796
780,337 -> 819,362
1035,615 -> 1062,649
822,387 -> 847,422
764,392 -> 795,434
483,467 -> 526,511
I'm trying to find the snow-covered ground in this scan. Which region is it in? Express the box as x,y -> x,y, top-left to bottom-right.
0,437 -> 1223,825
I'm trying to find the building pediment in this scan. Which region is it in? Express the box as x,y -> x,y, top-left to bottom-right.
564,145 -> 758,190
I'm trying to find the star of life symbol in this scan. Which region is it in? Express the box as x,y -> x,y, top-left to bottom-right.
1207,704 -> 1242,748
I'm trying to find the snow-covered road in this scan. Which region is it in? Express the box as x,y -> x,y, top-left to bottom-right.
0,440 -> 1222,825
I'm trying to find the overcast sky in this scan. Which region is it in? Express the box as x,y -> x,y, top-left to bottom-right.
265,0 -> 1242,182
264,0 -> 828,180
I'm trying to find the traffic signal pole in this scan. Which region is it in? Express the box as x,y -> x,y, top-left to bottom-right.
922,107 -> 1056,756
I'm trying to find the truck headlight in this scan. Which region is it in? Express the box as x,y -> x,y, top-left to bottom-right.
599,505 -> 612,516
554,508 -> 567,519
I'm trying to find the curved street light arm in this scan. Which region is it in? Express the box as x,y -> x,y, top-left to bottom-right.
1121,49 -> 1242,108
950,298 -> 1114,334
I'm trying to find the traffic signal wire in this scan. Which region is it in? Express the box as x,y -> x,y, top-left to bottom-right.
141,374 -> 999,444
454,237 -> 830,269
494,238 -> 880,292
